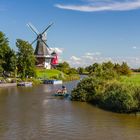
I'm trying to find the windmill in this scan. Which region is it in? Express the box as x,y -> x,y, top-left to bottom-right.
27,22 -> 58,69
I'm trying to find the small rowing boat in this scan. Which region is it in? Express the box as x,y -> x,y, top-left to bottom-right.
53,90 -> 69,97
53,86 -> 69,97
54,92 -> 69,96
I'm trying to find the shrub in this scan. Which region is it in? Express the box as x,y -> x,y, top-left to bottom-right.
71,77 -> 140,113
71,77 -> 106,102
101,82 -> 136,113
133,87 -> 140,112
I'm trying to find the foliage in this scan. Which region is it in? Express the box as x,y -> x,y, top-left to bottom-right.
71,76 -> 140,113
16,39 -> 36,78
85,61 -> 131,76
120,62 -> 131,76
64,74 -> 80,81
67,68 -> 78,75
85,63 -> 100,74
71,62 -> 140,113
133,87 -> 140,112
90,63 -> 118,80
36,68 -> 79,81
77,67 -> 84,74
0,31 -> 16,74
57,62 -> 78,75
101,82 -> 136,113
72,77 -> 106,102
57,62 -> 70,74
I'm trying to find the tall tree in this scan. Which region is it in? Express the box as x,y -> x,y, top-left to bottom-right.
0,31 -> 16,75
120,62 -> 131,76
57,62 -> 70,74
77,67 -> 84,74
16,39 -> 36,78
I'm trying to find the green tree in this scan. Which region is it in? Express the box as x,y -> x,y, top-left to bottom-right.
57,62 -> 70,74
90,63 -> 118,80
114,63 -> 121,74
0,31 -> 16,75
85,63 -> 100,74
16,39 -> 36,78
68,68 -> 78,74
0,59 -> 3,75
102,61 -> 114,70
77,67 -> 84,74
120,62 -> 131,76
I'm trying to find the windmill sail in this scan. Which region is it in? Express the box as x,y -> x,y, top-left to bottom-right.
27,22 -> 58,69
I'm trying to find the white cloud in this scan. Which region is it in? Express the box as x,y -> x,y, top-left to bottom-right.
82,52 -> 101,60
132,46 -> 140,50
83,55 -> 93,60
85,52 -> 101,56
67,52 -> 140,68
55,0 -> 140,12
132,46 -> 137,49
70,56 -> 81,61
50,47 -> 63,54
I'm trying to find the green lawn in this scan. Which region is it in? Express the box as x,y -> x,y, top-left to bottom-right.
36,69 -> 65,79
36,68 -> 80,81
120,73 -> 140,86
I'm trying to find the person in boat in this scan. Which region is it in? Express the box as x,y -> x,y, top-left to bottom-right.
62,85 -> 67,94
57,86 -> 67,94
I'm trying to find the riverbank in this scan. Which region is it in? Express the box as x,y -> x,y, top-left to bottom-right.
0,69 -> 80,87
36,69 -> 80,81
71,73 -> 140,114
0,83 -> 16,87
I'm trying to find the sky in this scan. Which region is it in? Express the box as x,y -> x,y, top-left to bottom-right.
1,0 -> 140,68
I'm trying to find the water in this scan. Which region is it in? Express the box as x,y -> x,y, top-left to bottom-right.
0,80 -> 140,140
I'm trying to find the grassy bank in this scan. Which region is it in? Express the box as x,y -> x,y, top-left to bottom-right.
36,69 -> 64,79
0,69 -> 80,86
71,72 -> 140,113
36,68 -> 80,81
120,73 -> 140,86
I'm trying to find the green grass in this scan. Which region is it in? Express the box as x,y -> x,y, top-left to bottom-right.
120,73 -> 140,86
36,68 -> 80,81
36,69 -> 65,79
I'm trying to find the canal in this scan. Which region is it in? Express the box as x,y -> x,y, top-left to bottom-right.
0,80 -> 140,140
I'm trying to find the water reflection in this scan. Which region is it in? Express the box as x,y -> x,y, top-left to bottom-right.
0,81 -> 140,140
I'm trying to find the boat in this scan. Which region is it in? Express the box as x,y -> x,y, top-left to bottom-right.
53,89 -> 69,97
53,92 -> 69,97
43,80 -> 63,85
17,82 -> 32,87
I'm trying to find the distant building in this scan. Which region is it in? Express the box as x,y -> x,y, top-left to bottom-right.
27,22 -> 58,69
34,34 -> 54,69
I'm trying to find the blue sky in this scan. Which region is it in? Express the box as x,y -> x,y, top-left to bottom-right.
1,0 -> 140,68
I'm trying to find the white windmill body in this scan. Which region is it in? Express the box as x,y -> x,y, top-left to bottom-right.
27,23 -> 54,69
43,32 -> 52,69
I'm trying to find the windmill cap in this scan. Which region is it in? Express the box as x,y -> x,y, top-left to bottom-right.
51,51 -> 57,55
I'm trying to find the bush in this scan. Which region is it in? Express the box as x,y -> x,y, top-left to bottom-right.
71,77 -> 140,113
71,61 -> 140,113
90,64 -> 119,80
71,77 -> 106,102
101,82 -> 136,113
133,87 -> 140,112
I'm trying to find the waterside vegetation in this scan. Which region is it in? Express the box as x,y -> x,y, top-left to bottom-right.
72,61 -> 140,113
36,68 -> 80,81
0,31 -> 79,85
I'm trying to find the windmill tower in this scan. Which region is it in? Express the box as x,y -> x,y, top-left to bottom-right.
27,22 -> 55,69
